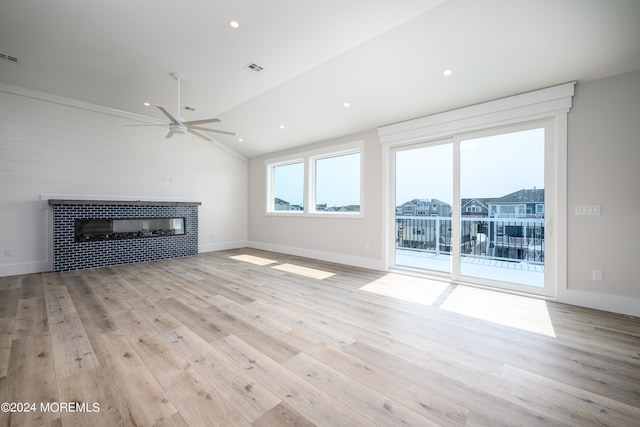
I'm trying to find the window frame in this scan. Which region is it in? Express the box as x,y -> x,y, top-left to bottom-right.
265,158 -> 305,215
265,141 -> 364,218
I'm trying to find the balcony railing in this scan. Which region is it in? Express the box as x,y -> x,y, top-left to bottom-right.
396,215 -> 544,264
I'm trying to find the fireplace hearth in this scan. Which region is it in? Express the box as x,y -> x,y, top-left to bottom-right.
49,200 -> 200,272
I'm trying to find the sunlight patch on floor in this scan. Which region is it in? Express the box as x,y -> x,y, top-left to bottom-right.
360,273 -> 556,337
230,254 -> 278,266
439,286 -> 556,337
360,273 -> 451,306
272,263 -> 335,280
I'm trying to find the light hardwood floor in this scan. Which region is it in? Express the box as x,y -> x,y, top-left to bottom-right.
1,248 -> 639,426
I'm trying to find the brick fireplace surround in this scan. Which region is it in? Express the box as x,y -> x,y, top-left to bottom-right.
49,200 -> 200,272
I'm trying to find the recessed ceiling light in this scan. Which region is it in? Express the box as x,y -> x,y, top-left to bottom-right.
443,69 -> 453,77
279,125 -> 285,129
238,138 -> 243,142
230,21 -> 239,28
343,102 -> 351,108
143,102 -> 150,106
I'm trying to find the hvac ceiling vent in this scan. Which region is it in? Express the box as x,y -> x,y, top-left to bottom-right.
245,62 -> 264,73
0,53 -> 18,63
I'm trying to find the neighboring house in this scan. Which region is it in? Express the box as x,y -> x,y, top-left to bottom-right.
460,198 -> 491,254
461,198 -> 490,217
398,199 -> 452,217
396,199 -> 452,252
338,205 -> 361,212
316,204 -> 359,212
486,189 -> 545,262
274,198 -> 290,211
488,188 -> 544,218
396,192 -> 545,261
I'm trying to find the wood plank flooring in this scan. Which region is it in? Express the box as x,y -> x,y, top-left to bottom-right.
1,248 -> 639,426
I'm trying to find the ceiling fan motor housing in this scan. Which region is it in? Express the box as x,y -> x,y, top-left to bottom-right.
170,123 -> 187,134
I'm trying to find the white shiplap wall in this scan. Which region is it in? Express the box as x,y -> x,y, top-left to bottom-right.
0,84 -> 248,276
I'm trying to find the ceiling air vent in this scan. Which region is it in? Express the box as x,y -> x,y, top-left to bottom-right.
245,62 -> 264,73
0,52 -> 18,63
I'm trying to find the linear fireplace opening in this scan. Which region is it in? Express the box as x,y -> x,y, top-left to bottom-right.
75,217 -> 185,242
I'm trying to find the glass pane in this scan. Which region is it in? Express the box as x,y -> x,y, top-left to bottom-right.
395,143 -> 452,273
273,162 -> 304,211
75,218 -> 185,241
460,128 -> 545,287
314,152 -> 360,212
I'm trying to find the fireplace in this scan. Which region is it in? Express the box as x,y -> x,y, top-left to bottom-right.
75,217 -> 185,242
49,200 -> 200,272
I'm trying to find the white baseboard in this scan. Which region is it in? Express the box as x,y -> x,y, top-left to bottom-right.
558,288 -> 640,317
199,240 -> 248,253
247,241 -> 385,271
0,260 -> 53,277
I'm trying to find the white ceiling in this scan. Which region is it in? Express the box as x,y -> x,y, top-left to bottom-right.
1,0 -> 639,157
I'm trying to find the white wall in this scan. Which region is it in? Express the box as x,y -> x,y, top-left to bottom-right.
0,84 -> 248,276
562,70 -> 640,314
248,129 -> 384,270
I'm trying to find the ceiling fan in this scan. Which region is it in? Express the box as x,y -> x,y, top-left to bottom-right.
124,72 -> 235,142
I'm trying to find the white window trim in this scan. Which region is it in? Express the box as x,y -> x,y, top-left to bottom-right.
265,140 -> 364,218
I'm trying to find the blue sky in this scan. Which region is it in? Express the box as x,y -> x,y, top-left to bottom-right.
396,127 -> 545,205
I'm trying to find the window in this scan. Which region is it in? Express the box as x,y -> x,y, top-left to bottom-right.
268,160 -> 304,212
265,142 -> 363,217
312,151 -> 361,213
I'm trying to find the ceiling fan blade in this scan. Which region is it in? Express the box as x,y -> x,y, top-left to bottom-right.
165,131 -> 175,139
184,117 -> 221,126
189,125 -> 236,136
188,128 -> 213,142
156,105 -> 180,125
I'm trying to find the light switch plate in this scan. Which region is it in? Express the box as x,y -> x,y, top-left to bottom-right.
575,205 -> 601,216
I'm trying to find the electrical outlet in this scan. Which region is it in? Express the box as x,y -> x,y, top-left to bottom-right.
592,270 -> 603,281
3,249 -> 11,257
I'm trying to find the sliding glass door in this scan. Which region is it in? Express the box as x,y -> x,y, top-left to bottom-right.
391,121 -> 555,296
394,141 -> 452,274
457,126 -> 546,289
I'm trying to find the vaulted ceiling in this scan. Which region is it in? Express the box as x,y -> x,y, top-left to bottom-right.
1,0 -> 639,157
